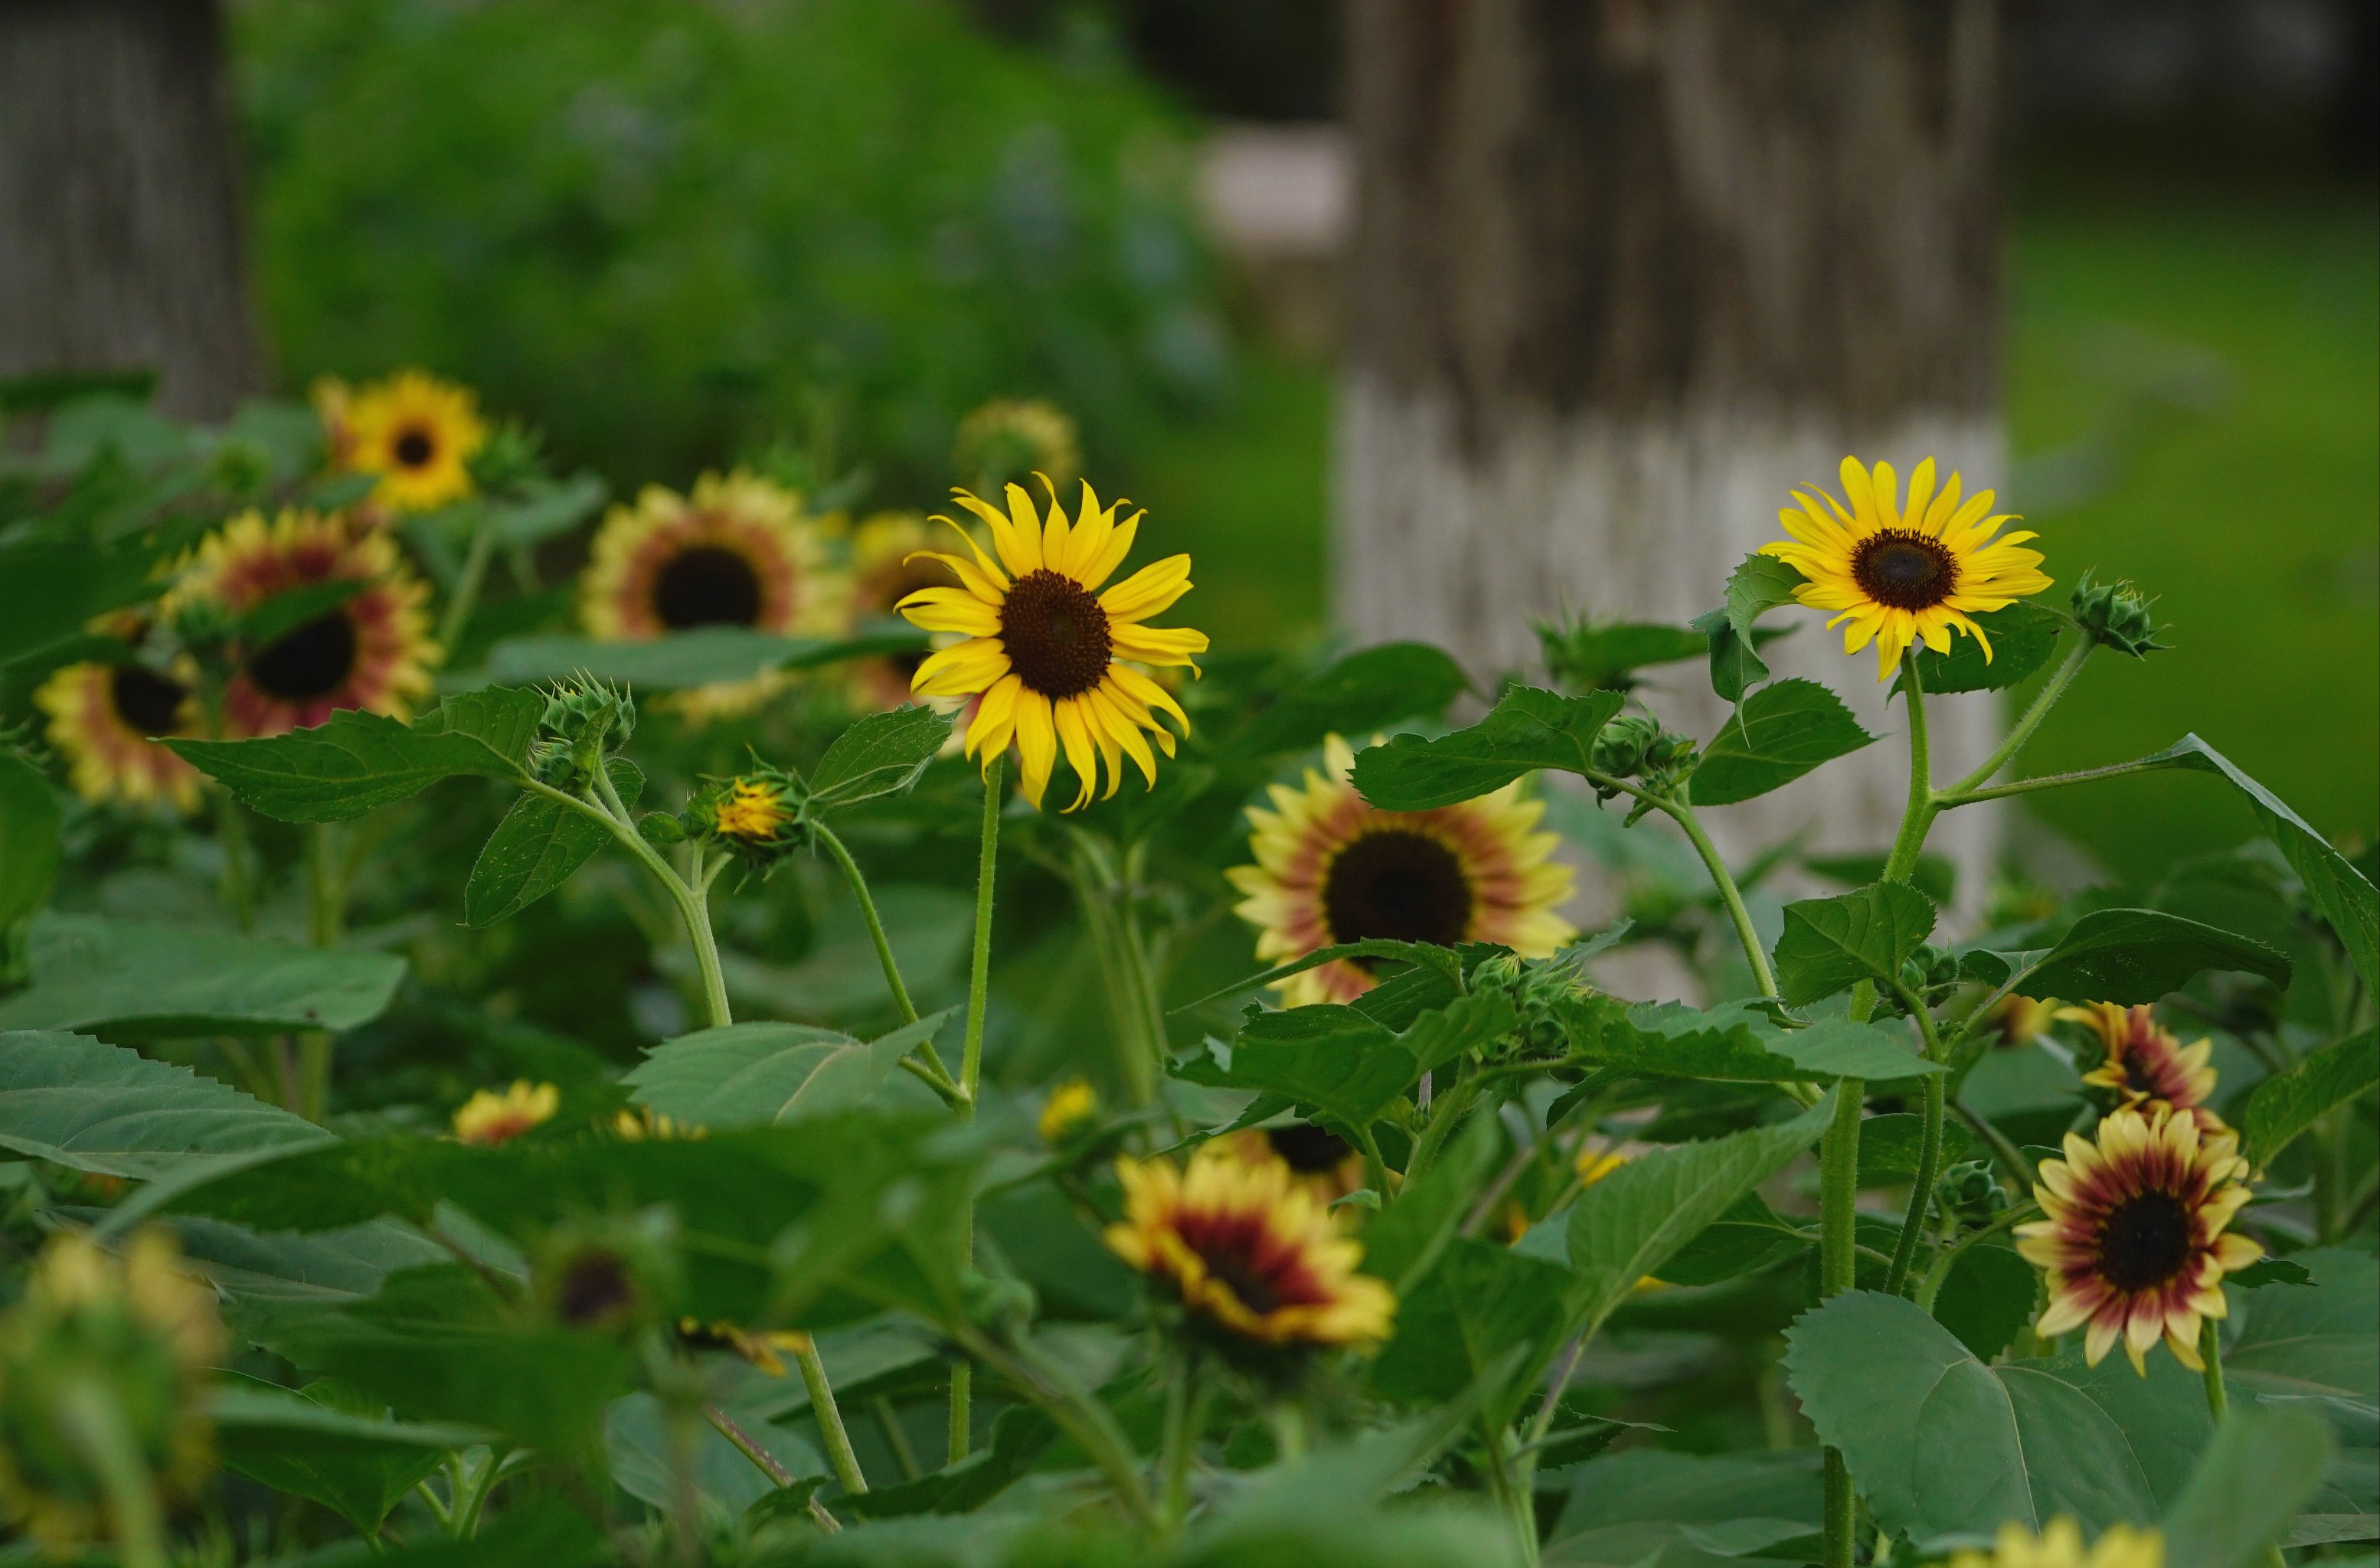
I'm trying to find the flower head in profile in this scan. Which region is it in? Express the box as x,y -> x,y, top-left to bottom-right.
953,398 -> 1081,495
1760,456 -> 2052,680
0,1231 -> 223,1550
1987,992 -> 2058,1049
453,1081 -> 560,1147
899,480 -> 1206,811
1038,1078 -> 1102,1144
1227,1122 -> 1371,1204
693,769 -> 802,864
34,619 -> 204,812
580,471 -> 852,720
1949,1518 -> 2163,1568
1104,1140 -> 1394,1355
2016,1105 -> 2260,1374
171,508 -> 438,736
2061,1001 -> 2223,1132
1228,735 -> 1575,1006
342,370 -> 486,513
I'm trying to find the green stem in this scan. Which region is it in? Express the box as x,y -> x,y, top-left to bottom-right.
1881,655 -> 1937,882
1957,1100 -> 2039,1193
2199,1315 -> 2229,1423
1934,754 -> 2172,809
814,821 -> 961,1096
436,511 -> 499,653
1665,797 -> 1780,1001
56,1381 -> 168,1568
214,790 -> 257,933
298,822 -> 345,1122
794,1338 -> 869,1496
1882,1001 -> 1951,1297
708,1404 -> 839,1533
967,1328 -> 1157,1528
1159,1351 -> 1210,1530
1404,1068 -> 1484,1184
1477,1419 -> 1539,1568
1946,633 -> 2093,797
950,754 -> 1003,1462
556,772 -> 733,1030
1919,1202 -> 2038,1313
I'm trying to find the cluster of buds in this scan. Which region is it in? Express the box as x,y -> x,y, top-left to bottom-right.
1471,949 -> 1595,1062
530,677 -> 636,792
1936,1158 -> 2011,1229
468,420 -> 548,495
1587,714 -> 1700,820
0,1232 -> 224,1551
2071,570 -> 2171,658
1878,941 -> 1963,1019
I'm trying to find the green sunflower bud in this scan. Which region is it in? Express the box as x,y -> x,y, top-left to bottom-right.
2070,569 -> 2171,658
1590,714 -> 1659,778
1936,1158 -> 2009,1225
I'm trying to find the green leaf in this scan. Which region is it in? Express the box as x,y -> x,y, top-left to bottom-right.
170,707 -> 528,822
604,1391 -> 822,1519
1786,1290 -> 2214,1545
1551,1449 -> 1821,1561
0,1029 -> 335,1178
2241,1029 -> 2379,1170
1177,990 -> 1518,1133
411,685 -> 548,767
0,751 -> 62,927
1772,884 -> 1940,1007
213,1372 -> 483,1532
0,537 -> 159,668
1561,997 -> 1940,1083
1350,686 -> 1624,811
2222,1246 -> 2377,1418
489,472 -> 606,548
625,1011 -> 954,1127
481,626 -> 923,689
0,913 -> 405,1035
1360,1113 -> 1503,1295
1934,1243 -> 2038,1362
1694,553 -> 1806,703
1656,1193 -> 1810,1286
1567,1091 -> 1837,1336
235,578 -> 368,651
1177,939 -> 1464,1015
1369,1237 -> 1577,1423
1692,678 -> 1877,805
1807,849 -> 1957,910
2130,734 -> 2380,996
462,758 -> 639,926
806,706 -> 955,812
166,1217 -> 447,1308
1537,619 -> 1709,693
2012,907 -> 2291,1004
1228,642 -> 1470,757
1894,600 -> 2067,696
2161,1406 -> 2337,1568
1855,1112 -> 1979,1186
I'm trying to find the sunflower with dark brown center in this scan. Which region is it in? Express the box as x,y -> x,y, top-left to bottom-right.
2061,1001 -> 2223,1132
897,479 -> 1207,811
580,470 -> 851,720
170,508 -> 438,737
1760,456 -> 2053,680
340,370 -> 485,513
2015,1105 -> 2260,1374
1228,736 -> 1575,1007
34,632 -> 205,812
1105,1141 -> 1394,1353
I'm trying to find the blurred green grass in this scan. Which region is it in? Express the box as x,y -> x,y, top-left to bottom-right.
1136,185 -> 2380,880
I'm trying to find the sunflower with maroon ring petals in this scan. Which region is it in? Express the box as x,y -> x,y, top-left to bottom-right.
2015,1104 -> 2261,1374
34,638 -> 205,813
1228,734 -> 1576,1008
1104,1140 -> 1394,1354
579,471 -> 852,721
174,508 -> 438,737
2061,1001 -> 2224,1132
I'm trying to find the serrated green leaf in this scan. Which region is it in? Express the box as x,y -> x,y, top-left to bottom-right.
2161,1406 -> 2336,1568
170,706 -> 528,822
1176,991 -> 1518,1133
1694,553 -> 1806,703
1561,997 -> 1940,1083
0,751 -> 61,926
806,706 -> 954,811
1350,686 -> 1624,811
1369,1237 -> 1577,1423
213,1372 -> 485,1532
0,1029 -> 334,1178
2221,1246 -> 2377,1418
2006,906 -> 2291,1004
1567,1091 -> 1836,1335
604,1391 -> 822,1519
625,1010 -> 953,1127
1692,678 -> 1877,805
1934,1243 -> 2038,1362
1894,600 -> 2067,697
0,913 -> 404,1035
1772,884 -> 1940,1006
1786,1291 -> 2214,1545
1227,642 -> 1471,757
411,684 -> 547,766
2241,1030 -> 2379,1170
481,626 -> 923,689
1538,619 -> 1709,693
1855,1112 -> 1979,1186
462,758 -> 639,926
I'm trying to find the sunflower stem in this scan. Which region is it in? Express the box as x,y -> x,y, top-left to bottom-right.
950,753 -> 1005,1462
1881,995 -> 1950,1298
55,1380 -> 169,1568
214,789 -> 257,933
708,1403 -> 841,1533
1945,632 -> 2094,797
2199,1315 -> 2231,1423
814,820 -> 962,1095
1664,797 -> 1782,1000
793,1338 -> 869,1497
1934,753 -> 2176,809
1159,1349 -> 1211,1530
436,507 -> 499,653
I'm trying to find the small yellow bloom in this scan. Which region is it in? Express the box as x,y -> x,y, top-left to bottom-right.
613,1106 -> 705,1141
1989,993 -> 2058,1048
1948,1517 -> 2163,1568
711,777 -> 795,846
1576,1147 -> 1630,1184
453,1081 -> 560,1147
678,1319 -> 812,1377
1038,1078 -> 1100,1142
342,370 -> 486,513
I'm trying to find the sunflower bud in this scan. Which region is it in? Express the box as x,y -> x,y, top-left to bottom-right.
1037,1079 -> 1101,1144
469,420 -> 548,492
690,768 -> 804,865
2070,570 -> 2171,658
1937,1159 -> 2009,1226
953,398 -> 1081,495
534,677 -> 636,788
0,1231 -> 223,1550
1590,714 -> 1659,778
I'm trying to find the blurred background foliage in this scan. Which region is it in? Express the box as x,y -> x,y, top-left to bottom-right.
230,0 -> 2375,878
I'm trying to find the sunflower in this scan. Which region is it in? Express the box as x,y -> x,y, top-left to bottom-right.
1760,456 -> 2053,680
34,642 -> 205,813
1105,1141 -> 1394,1354
580,471 -> 852,720
2016,1105 -> 2261,1374
1948,1519 -> 2163,1568
453,1080 -> 560,1147
898,480 -> 1207,812
173,508 -> 439,737
1038,1077 -> 1102,1143
1227,1122 -> 1371,1204
342,370 -> 486,513
2061,1002 -> 2224,1132
1988,992 -> 2059,1049
846,511 -> 959,713
1228,735 -> 1576,1007
953,398 -> 1081,494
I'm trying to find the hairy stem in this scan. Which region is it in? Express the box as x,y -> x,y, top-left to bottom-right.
1666,797 -> 1781,1001
814,821 -> 961,1097
794,1338 -> 869,1496
1945,632 -> 2094,797
950,753 -> 1005,1461
1882,1001 -> 1951,1297
708,1404 -> 839,1533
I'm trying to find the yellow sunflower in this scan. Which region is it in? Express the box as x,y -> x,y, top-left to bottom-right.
897,480 -> 1207,812
2016,1105 -> 2261,1374
452,1080 -> 560,1147
2061,1002 -> 2224,1132
342,370 -> 486,513
1228,735 -> 1576,1007
579,471 -> 852,720
34,639 -> 205,813
1760,456 -> 2053,680
1105,1140 -> 1394,1353
1949,1519 -> 2163,1568
953,397 -> 1081,495
174,508 -> 439,737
